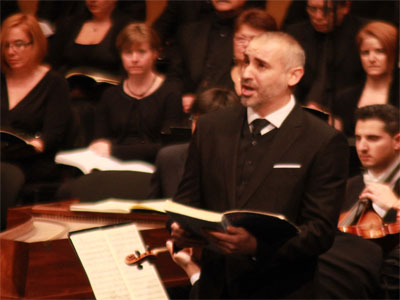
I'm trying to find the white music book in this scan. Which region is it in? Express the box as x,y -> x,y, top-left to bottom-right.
69,223 -> 169,300
55,148 -> 155,174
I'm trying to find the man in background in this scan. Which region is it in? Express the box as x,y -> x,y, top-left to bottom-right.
343,104 -> 399,299
286,0 -> 365,110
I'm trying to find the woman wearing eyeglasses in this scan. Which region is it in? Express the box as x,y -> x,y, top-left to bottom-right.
231,9 -> 277,95
178,8 -> 277,115
1,13 -> 72,184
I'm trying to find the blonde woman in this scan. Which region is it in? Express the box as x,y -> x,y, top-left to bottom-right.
1,13 -> 72,182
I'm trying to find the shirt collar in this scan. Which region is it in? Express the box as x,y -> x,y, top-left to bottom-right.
364,155 -> 400,186
247,95 -> 296,134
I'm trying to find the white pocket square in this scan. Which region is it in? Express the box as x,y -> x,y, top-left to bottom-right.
273,163 -> 301,168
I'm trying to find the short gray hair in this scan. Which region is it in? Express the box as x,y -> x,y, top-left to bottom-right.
254,31 -> 306,71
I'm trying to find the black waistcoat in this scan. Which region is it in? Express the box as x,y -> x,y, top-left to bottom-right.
235,120 -> 277,205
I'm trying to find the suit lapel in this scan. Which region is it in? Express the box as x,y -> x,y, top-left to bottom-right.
237,105 -> 305,208
223,107 -> 246,208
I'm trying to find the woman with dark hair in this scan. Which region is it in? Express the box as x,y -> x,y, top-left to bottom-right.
333,21 -> 399,137
89,23 -> 183,163
1,13 -> 72,183
47,0 -> 142,77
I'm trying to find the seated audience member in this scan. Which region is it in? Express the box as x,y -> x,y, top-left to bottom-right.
166,0 -> 248,111
281,0 -> 399,30
153,0 -> 266,48
0,0 -> 82,37
231,8 -> 277,95
47,0 -> 137,78
46,0 -> 142,146
342,104 -> 399,299
1,13 -> 72,184
89,23 -> 183,163
286,0 -> 365,109
148,87 -> 239,199
332,21 -> 398,137
178,5 -> 277,114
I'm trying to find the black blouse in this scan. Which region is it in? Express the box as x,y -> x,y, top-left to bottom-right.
94,79 -> 183,162
47,8 -> 132,77
1,69 -> 72,155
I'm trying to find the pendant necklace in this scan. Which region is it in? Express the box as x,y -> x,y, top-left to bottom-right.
126,74 -> 157,99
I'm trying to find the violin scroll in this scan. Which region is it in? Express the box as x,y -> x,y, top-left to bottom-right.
125,246 -> 168,266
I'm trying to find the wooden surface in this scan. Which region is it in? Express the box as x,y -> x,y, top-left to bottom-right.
1,202 -> 189,299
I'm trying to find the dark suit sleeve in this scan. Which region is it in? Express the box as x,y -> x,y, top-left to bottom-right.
173,128 -> 203,208
257,131 -> 349,265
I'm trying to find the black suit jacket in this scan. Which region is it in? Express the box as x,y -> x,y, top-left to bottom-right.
148,143 -> 189,199
286,15 -> 366,106
174,103 -> 349,298
167,14 -> 235,94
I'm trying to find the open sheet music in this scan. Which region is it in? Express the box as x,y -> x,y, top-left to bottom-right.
69,223 -> 169,300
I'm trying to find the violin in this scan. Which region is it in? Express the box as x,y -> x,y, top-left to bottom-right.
339,162 -> 400,239
338,198 -> 400,239
125,246 -> 168,267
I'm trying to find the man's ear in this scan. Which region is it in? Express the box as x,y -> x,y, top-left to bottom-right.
287,67 -> 304,87
392,132 -> 400,151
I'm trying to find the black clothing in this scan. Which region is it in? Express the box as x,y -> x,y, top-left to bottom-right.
317,231 -> 383,298
94,79 -> 183,163
342,175 -> 399,223
1,70 -> 71,154
1,162 -> 24,231
1,70 -> 72,181
153,0 -> 266,45
333,81 -> 399,138
286,14 -> 366,108
47,8 -> 132,77
174,104 -> 349,298
282,1 -> 399,30
167,13 -> 236,94
148,143 -> 189,199
341,174 -> 400,299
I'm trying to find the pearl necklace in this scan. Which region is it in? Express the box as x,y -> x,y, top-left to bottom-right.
126,74 -> 157,99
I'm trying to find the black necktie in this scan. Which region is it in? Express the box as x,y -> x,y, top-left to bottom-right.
251,119 -> 269,138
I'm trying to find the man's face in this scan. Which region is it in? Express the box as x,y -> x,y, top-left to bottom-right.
355,119 -> 400,174
306,0 -> 349,33
240,38 -> 290,114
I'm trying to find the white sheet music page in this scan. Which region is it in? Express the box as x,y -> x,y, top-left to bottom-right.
69,223 -> 169,300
